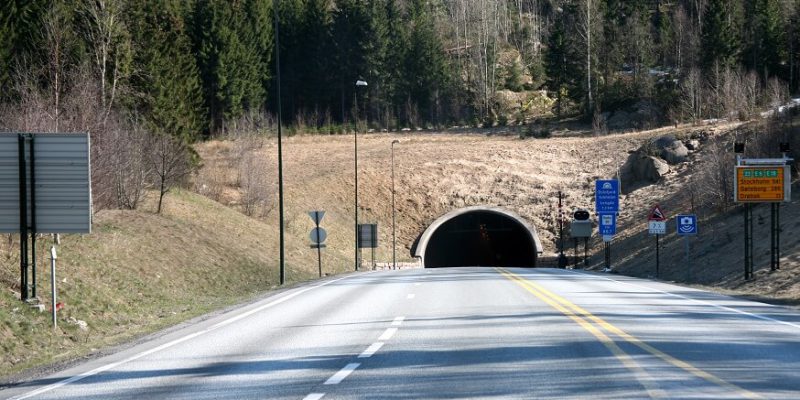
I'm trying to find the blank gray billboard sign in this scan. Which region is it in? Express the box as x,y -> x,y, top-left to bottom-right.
0,133 -> 92,233
358,223 -> 378,249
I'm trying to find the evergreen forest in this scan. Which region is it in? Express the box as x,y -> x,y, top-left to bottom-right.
2,0 -> 800,209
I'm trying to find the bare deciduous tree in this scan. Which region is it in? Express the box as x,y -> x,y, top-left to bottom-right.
238,152 -> 271,217
696,135 -> 736,211
82,0 -> 132,124
146,133 -> 194,214
43,3 -> 75,132
680,68 -> 704,123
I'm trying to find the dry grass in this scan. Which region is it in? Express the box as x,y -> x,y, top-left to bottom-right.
0,189 -> 333,379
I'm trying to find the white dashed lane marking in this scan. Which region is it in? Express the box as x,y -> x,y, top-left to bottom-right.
378,327 -> 398,341
303,393 -> 325,400
358,342 -> 384,358
407,294 -> 416,299
324,363 -> 361,385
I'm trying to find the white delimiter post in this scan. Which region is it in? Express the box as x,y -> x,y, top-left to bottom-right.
50,246 -> 57,330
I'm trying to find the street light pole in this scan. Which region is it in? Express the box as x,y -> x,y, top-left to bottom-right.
273,0 -> 285,285
354,80 -> 368,271
391,140 -> 399,270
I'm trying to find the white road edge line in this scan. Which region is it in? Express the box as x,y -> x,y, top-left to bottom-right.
414,282 -> 421,286
391,316 -> 405,326
324,363 -> 361,385
378,327 -> 398,341
358,342 -> 385,358
569,270 -> 800,331
303,393 -> 326,400
8,274 -> 364,400
407,294 -> 416,299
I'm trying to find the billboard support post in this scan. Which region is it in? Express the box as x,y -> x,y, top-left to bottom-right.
29,134 -> 37,299
18,134 -> 29,301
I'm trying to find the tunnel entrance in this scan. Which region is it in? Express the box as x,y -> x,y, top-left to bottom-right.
413,207 -> 542,268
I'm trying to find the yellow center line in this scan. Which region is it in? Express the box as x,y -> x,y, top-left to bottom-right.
497,268 -> 665,399
498,268 -> 764,400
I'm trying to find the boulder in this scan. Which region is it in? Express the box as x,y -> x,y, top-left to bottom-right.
685,140 -> 701,151
651,135 -> 689,164
620,151 -> 670,190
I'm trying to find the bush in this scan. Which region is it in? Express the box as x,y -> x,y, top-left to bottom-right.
498,114 -> 508,126
482,114 -> 495,128
523,124 -> 551,139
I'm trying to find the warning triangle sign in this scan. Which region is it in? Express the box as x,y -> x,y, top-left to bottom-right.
648,205 -> 666,221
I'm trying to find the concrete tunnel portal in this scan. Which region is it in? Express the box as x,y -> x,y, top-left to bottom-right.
413,206 -> 543,268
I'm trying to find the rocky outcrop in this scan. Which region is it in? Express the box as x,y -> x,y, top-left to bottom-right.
651,135 -> 689,164
620,152 -> 670,191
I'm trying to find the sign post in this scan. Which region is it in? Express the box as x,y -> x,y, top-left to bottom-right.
570,209 -> 591,268
648,205 -> 667,278
50,246 -> 57,330
734,156 -> 793,279
595,180 -> 620,272
308,211 -> 326,277
358,224 -> 378,270
676,214 -> 698,281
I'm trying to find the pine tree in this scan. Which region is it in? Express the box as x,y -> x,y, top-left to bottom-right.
755,0 -> 785,80
545,12 -> 575,117
701,0 -> 742,70
191,0 -> 272,134
126,0 -> 205,141
402,0 -> 448,126
331,0 -> 373,124
0,0 -> 49,98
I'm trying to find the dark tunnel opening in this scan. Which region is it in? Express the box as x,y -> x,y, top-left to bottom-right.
423,211 -> 536,268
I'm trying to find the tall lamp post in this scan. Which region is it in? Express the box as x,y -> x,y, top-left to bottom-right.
391,140 -> 400,270
354,79 -> 368,271
273,0 -> 285,284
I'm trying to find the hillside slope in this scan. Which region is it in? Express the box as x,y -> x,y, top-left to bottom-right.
196,125 -> 800,303
1,190 -> 335,379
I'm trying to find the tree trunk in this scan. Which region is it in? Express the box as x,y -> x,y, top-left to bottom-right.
157,180 -> 166,214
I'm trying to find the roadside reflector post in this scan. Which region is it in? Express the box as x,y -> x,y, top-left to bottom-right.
50,246 -> 57,330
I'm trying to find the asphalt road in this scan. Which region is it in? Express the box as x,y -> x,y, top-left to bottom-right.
3,267 -> 800,399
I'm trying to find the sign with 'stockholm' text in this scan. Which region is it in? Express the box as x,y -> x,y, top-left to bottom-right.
734,165 -> 791,203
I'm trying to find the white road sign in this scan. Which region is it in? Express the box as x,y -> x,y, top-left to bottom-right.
648,220 -> 667,235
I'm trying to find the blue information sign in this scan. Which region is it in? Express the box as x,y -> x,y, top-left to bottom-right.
595,180 -> 620,213
598,213 -> 617,236
676,214 -> 698,236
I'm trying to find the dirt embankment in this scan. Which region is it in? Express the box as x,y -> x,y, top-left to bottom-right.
196,123 -> 800,303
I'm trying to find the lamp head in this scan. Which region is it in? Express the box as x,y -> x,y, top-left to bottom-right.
355,80 -> 368,87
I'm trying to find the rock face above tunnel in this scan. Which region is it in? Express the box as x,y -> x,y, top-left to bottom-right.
412,206 -> 543,268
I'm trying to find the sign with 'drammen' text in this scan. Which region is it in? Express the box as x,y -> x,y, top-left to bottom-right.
734,165 -> 791,203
